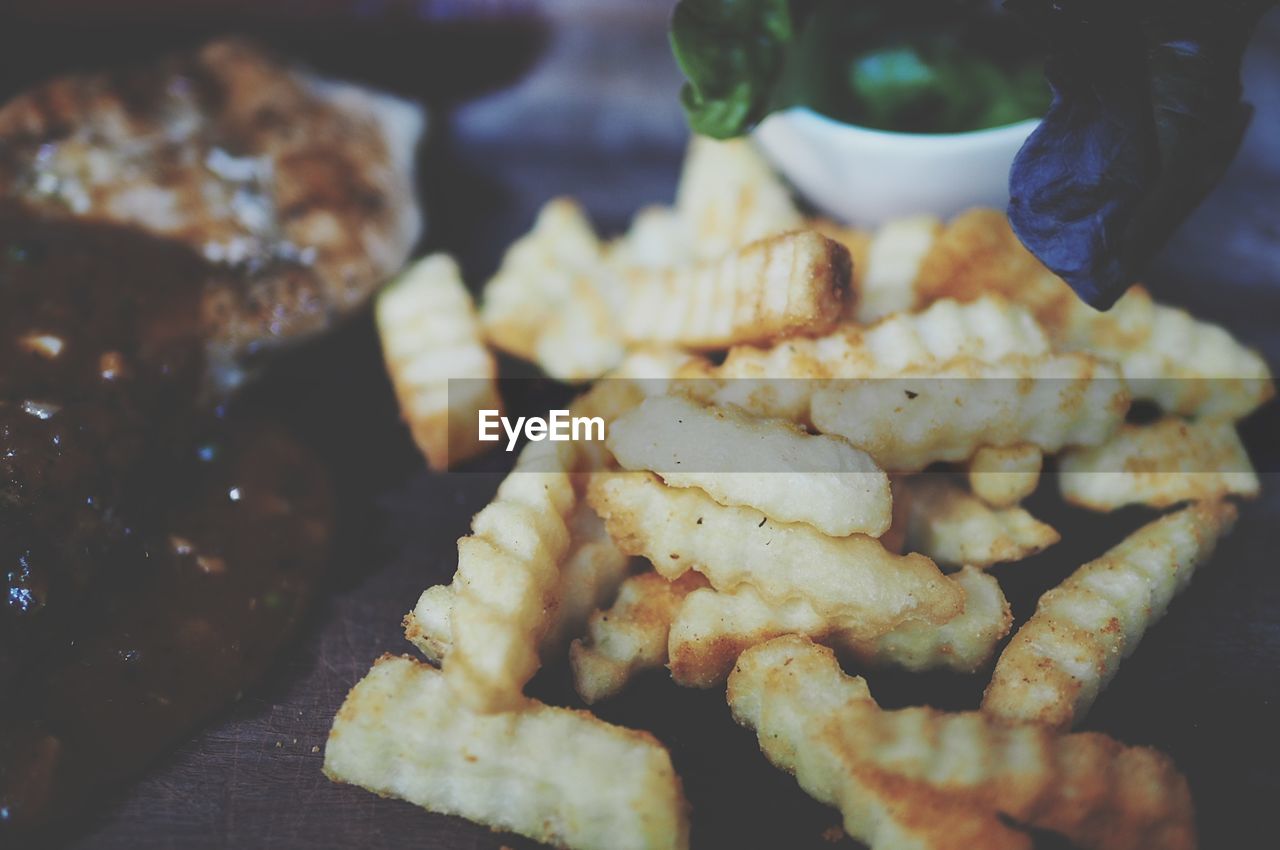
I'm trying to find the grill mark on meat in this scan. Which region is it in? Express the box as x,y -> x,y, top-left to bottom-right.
0,38 -> 425,391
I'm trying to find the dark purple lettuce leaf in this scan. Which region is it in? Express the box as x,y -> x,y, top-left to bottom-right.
1007,0 -> 1273,308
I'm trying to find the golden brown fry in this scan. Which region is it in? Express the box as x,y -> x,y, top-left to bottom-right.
325,655 -> 690,850
984,501 -> 1238,730
856,215 -> 943,323
480,198 -> 624,381
913,210 -> 1273,419
406,503 -> 631,666
811,353 -> 1129,472
674,136 -> 804,261
912,208 -> 1079,327
1060,286 -> 1274,420
569,571 -> 708,704
675,295 -> 1044,427
902,476 -> 1059,568
619,231 -> 849,350
728,636 -> 1196,850
1058,417 -> 1259,511
587,471 -> 961,636
669,565 -> 1009,687
677,295 -> 1050,423
376,254 -> 502,470
420,440 -> 579,712
810,219 -> 872,276
607,395 -> 891,537
966,443 -> 1042,507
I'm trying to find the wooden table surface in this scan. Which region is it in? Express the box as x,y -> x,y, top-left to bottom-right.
5,2 -> 1276,848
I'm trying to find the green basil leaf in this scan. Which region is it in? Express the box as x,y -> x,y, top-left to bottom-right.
670,0 -> 794,138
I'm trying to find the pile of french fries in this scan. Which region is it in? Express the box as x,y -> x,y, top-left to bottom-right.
326,137 -> 1273,850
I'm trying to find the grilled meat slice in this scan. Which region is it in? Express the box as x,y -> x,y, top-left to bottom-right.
0,38 -> 424,389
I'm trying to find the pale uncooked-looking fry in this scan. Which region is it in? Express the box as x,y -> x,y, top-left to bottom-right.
325,655 -> 690,850
676,295 -> 1050,423
669,565 -> 1009,687
607,205 -> 691,269
912,209 -> 1274,419
376,254 -> 502,470
406,504 -> 630,665
728,636 -> 1196,850
674,136 -> 803,262
619,230 -> 849,350
1059,417 -> 1259,511
566,349 -> 697,473
966,443 -> 1043,507
570,571 -> 707,704
587,472 -> 961,636
607,395 -> 892,537
811,353 -> 1129,472
431,440 -> 578,712
984,501 -> 1238,731
480,198 -> 624,381
856,215 -> 942,323
902,476 -> 1059,568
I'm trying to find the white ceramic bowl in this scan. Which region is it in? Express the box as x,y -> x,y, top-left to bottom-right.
753,108 -> 1039,226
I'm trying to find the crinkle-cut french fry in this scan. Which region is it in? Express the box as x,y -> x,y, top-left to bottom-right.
587,472 -> 961,636
912,208 -> 1081,328
902,476 -> 1059,568
544,508 -> 635,651
404,584 -> 453,665
1059,417 -> 1260,511
376,254 -> 502,470
427,440 -> 578,712
480,198 -> 624,381
879,475 -> 911,555
619,230 -> 849,350
810,353 -> 1129,472
607,395 -> 891,537
676,295 -> 1050,423
728,636 -> 1196,850
913,210 -> 1273,419
325,655 -> 690,850
406,504 -> 631,666
984,501 -> 1237,731
1058,286 -> 1274,420
674,136 -> 803,262
566,350 -> 697,474
967,443 -> 1043,507
856,215 -> 943,323
669,565 -> 1009,687
810,220 -> 872,276
569,571 -> 708,704
607,205 -> 692,269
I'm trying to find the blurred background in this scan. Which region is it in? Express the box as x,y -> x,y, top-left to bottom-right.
3,0 -> 1277,327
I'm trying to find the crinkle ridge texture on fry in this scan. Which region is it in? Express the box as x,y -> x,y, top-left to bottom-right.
984,501 -> 1238,730
587,471 -> 962,635
325,655 -> 690,850
728,636 -> 1196,850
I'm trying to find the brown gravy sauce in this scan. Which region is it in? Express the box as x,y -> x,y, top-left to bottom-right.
0,203 -> 332,834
